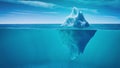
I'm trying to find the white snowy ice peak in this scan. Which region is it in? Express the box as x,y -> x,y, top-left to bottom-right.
62,7 -> 89,27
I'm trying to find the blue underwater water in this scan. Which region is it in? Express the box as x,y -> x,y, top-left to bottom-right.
0,24 -> 120,68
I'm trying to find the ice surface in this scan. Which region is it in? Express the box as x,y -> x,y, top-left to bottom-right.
61,7 -> 89,28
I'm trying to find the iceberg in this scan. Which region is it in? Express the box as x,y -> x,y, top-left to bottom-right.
61,7 -> 89,28
60,7 -> 96,60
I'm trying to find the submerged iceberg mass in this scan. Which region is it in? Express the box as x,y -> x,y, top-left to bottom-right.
62,7 -> 89,28
60,30 -> 96,60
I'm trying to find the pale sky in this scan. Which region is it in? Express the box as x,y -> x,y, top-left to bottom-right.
0,0 -> 120,24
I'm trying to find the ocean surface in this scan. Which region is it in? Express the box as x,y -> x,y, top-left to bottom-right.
0,24 -> 120,68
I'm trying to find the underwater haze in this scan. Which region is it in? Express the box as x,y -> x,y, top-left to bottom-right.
0,24 -> 120,68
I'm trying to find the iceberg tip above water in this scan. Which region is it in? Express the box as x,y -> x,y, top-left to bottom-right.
61,7 -> 89,28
